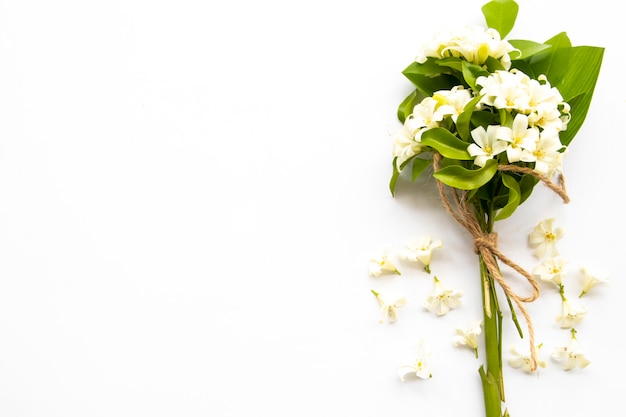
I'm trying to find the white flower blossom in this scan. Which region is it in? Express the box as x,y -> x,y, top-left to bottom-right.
415,25 -> 516,70
496,113 -> 538,163
431,86 -> 475,122
532,129 -> 565,176
555,298 -> 587,328
508,344 -> 547,373
401,236 -> 443,273
532,256 -> 568,287
579,266 -> 609,297
368,246 -> 401,277
528,218 -> 565,258
392,120 -> 425,171
468,125 -> 508,167
371,289 -> 406,324
453,320 -> 482,356
423,276 -> 463,316
398,340 -> 432,381
552,329 -> 591,370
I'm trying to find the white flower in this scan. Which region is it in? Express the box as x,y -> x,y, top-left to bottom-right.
532,129 -> 565,176
431,86 -> 474,122
371,289 -> 406,324
468,125 -> 508,167
552,329 -> 591,370
496,113 -> 538,163
508,344 -> 547,373
477,69 -> 532,112
398,340 -> 432,381
579,266 -> 609,297
532,256 -> 568,287
412,97 -> 446,129
423,276 -> 463,316
555,298 -> 587,329
401,236 -> 443,273
392,120 -> 424,171
453,320 -> 482,356
368,246 -> 401,277
528,218 -> 565,258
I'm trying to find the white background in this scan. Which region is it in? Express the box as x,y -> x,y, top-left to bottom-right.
0,0 -> 623,416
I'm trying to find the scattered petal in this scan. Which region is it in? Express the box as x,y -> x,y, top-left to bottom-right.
423,276 -> 463,316
371,289 -> 406,324
552,329 -> 591,370
579,266 -> 609,297
508,344 -> 547,373
398,340 -> 432,381
401,236 -> 443,273
529,218 -> 564,259
368,245 -> 401,277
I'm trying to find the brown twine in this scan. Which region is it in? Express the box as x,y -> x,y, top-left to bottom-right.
432,153 -> 570,371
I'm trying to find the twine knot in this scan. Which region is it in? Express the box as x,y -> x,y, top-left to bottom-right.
474,233 -> 498,254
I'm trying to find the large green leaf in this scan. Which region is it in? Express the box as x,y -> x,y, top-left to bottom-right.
420,128 -> 472,160
527,32 -> 572,84
433,159 -> 498,190
481,0 -> 519,38
555,46 -> 605,146
494,173 -> 521,221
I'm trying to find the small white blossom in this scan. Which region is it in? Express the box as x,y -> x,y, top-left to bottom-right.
368,246 -> 401,277
371,289 -> 406,324
431,86 -> 474,122
398,340 -> 432,381
423,276 -> 463,316
453,320 -> 482,357
579,266 -> 609,297
468,125 -> 508,167
528,218 -> 565,258
401,236 -> 443,273
532,256 -> 568,287
508,344 -> 547,373
532,129 -> 565,176
552,329 -> 591,370
496,113 -> 538,163
555,298 -> 587,329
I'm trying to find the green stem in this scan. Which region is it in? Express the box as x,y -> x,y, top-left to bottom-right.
476,204 -> 507,417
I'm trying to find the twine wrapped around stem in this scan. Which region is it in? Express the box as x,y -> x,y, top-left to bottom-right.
432,153 -> 569,371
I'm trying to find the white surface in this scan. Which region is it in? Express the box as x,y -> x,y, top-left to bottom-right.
0,0 -> 623,415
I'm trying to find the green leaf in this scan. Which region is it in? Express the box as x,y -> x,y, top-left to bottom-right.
527,32 -> 572,84
389,158 -> 400,196
402,59 -> 444,76
420,128 -> 472,160
555,46 -> 604,146
397,90 -> 419,124
401,72 -> 460,97
508,39 -> 551,59
455,95 -> 483,141
412,157 -> 432,181
481,0 -> 519,38
462,61 -> 489,90
494,173 -> 521,221
433,159 -> 498,190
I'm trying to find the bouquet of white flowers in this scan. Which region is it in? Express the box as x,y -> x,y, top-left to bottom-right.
385,1 -> 604,415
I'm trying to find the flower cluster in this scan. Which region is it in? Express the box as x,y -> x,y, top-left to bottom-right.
415,25 -> 516,70
393,69 -> 570,177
